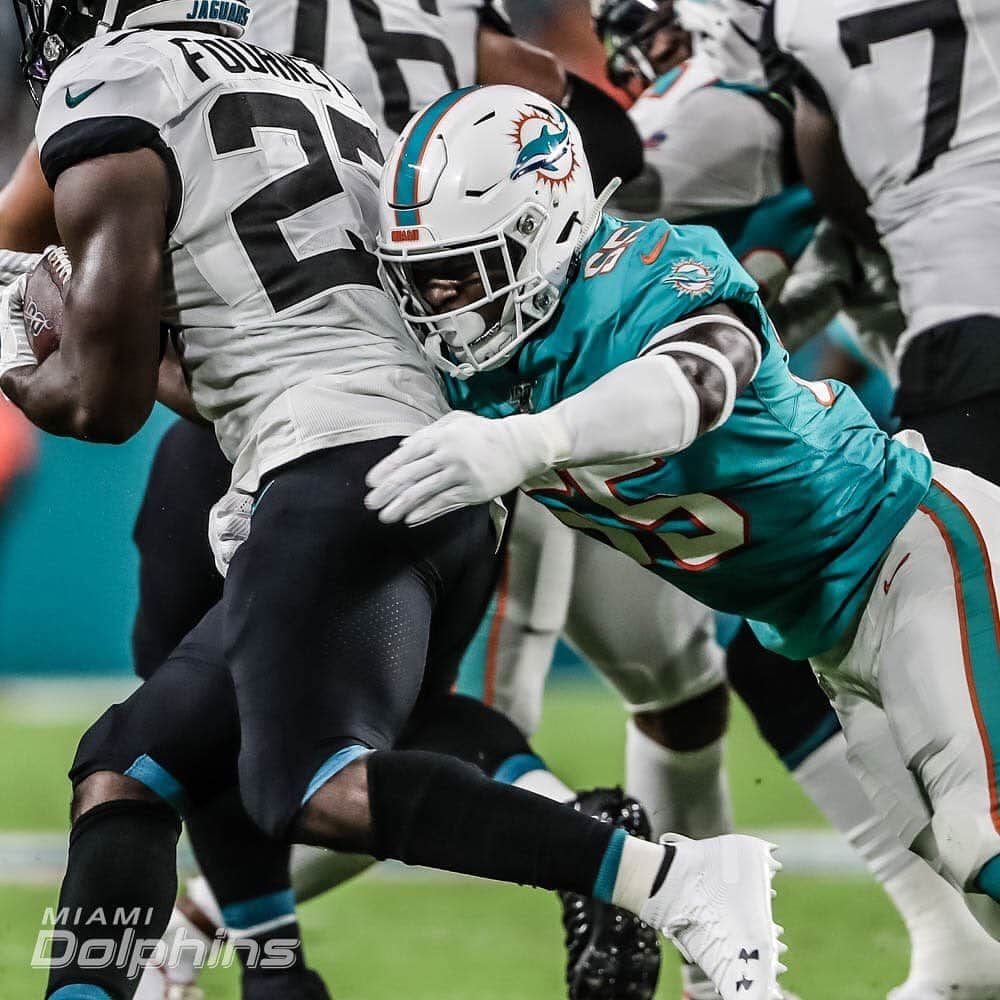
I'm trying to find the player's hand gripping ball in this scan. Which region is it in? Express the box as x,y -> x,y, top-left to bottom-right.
23,245 -> 72,363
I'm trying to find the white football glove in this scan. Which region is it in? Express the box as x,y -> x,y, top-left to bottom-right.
0,273 -> 36,383
209,487 -> 255,577
0,249 -> 41,289
365,410 -> 561,526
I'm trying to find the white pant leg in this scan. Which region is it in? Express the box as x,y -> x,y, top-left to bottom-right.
471,497 -> 576,738
817,460 -> 1000,889
564,532 -> 726,713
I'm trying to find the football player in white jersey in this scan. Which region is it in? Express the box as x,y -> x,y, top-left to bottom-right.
764,0 -> 1000,487
0,4 -> 655,998
0,5 -> 785,1000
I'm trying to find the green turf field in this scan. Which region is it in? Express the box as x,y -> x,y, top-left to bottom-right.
0,680 -> 910,998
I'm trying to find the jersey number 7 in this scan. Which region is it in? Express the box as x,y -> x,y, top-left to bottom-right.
839,0 -> 967,182
208,91 -> 384,313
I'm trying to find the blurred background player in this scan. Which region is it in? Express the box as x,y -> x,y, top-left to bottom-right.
764,0 -> 1000,485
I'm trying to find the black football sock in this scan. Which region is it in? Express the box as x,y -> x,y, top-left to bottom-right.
366,750 -> 619,896
46,800 -> 180,1000
185,790 -> 322,995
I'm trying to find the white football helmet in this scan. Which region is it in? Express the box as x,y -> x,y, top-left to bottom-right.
377,85 -> 614,378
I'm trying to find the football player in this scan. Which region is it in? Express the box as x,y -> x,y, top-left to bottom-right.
763,0 -> 1000,485
0,4 -> 656,998
367,79 -> 1000,950
591,2 -> 1000,996
0,8 -> 783,1000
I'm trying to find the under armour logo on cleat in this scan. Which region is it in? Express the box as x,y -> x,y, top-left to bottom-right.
736,977 -> 754,991
739,948 -> 759,962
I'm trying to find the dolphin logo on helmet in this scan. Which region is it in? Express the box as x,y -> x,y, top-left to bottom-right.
510,108 -> 572,181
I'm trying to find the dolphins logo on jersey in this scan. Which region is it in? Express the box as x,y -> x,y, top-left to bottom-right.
665,259 -> 714,296
509,106 -> 579,190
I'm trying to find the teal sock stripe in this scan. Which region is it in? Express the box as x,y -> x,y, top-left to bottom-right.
123,754 -> 189,813
49,987 -> 112,999
593,827 -> 628,904
492,753 -> 547,785
222,888 -> 296,932
781,710 -> 842,772
977,854 -> 1000,903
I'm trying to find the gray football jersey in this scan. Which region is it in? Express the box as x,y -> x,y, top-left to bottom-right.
246,0 -> 511,151
36,29 -> 448,493
771,0 -> 1000,344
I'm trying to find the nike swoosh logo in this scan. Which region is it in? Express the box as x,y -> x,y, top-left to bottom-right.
883,552 -> 911,594
640,230 -> 670,265
65,83 -> 105,108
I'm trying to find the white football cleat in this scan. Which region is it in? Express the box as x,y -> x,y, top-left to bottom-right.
682,962 -> 802,1000
640,833 -> 785,1000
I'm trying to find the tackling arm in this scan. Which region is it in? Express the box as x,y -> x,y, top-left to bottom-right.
365,304 -> 759,525
510,302 -> 759,469
0,148 -> 168,442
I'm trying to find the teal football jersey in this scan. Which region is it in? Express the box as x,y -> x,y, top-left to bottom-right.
445,216 -> 932,660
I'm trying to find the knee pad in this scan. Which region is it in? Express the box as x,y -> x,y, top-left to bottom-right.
633,683 -> 729,752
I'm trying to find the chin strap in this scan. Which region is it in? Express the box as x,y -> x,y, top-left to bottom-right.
572,177 -> 623,259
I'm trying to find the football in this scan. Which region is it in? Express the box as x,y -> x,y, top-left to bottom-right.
23,246 -> 72,363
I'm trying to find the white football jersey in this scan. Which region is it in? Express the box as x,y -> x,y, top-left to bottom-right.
771,0 -> 1000,345
35,30 -> 448,493
245,0 -> 510,150
615,56 -> 785,221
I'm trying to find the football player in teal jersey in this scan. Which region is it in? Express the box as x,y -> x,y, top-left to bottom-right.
367,84 -> 1000,924
594,5 -> 1000,994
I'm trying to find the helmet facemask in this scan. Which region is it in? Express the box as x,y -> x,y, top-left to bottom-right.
594,0 -> 682,91
13,0 -> 103,104
378,203 -> 564,379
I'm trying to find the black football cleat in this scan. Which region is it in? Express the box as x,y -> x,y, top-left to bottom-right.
560,787 -> 662,1000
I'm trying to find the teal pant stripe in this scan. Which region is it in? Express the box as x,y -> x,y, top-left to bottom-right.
592,827 -> 628,904
921,483 -> 1000,829
222,888 -> 296,931
493,753 -> 547,785
49,987 -> 113,999
123,754 -> 189,813
976,853 -> 1000,903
